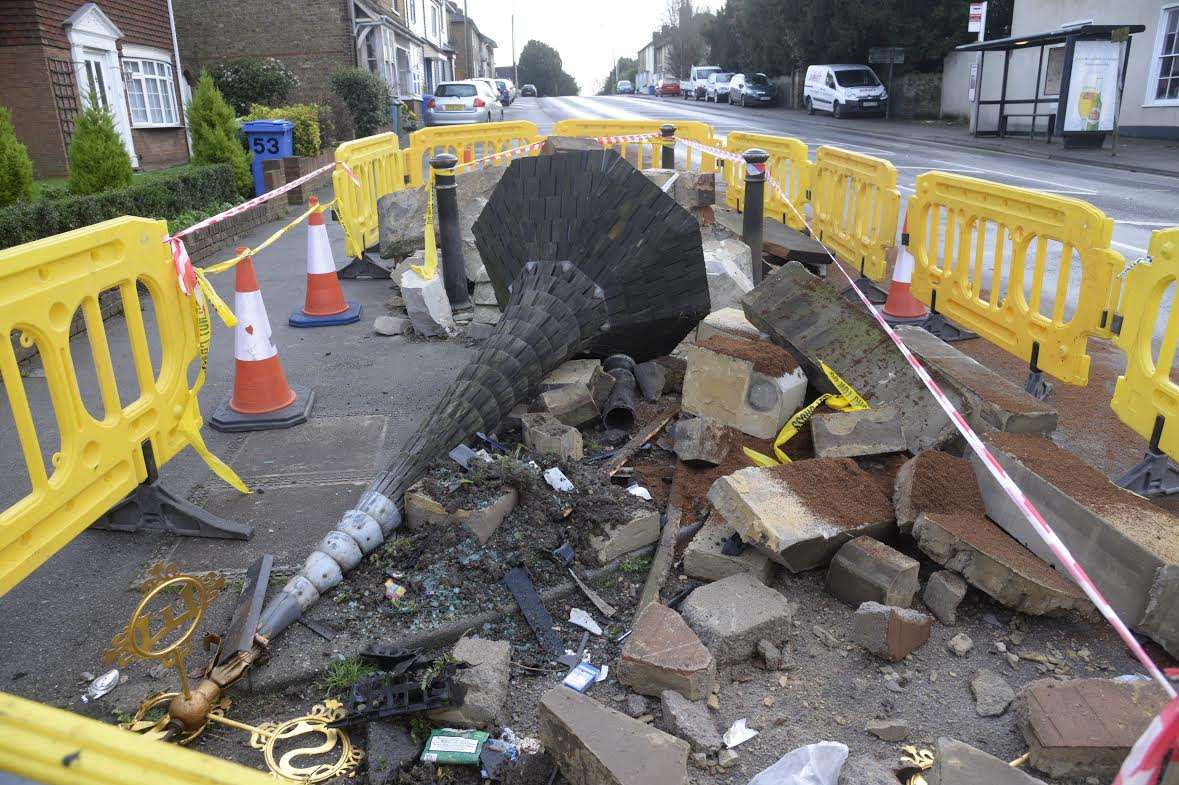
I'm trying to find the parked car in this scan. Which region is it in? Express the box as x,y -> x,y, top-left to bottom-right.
521,83 -> 537,97
425,80 -> 504,126
495,79 -> 514,105
471,78 -> 507,108
655,76 -> 681,96
804,64 -> 888,118
616,79 -> 634,94
730,72 -> 778,106
683,65 -> 722,100
704,72 -> 734,102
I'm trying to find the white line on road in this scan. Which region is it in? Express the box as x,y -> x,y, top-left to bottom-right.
1116,219 -> 1176,227
1113,240 -> 1148,254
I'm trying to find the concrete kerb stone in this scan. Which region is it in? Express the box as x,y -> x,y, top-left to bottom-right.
929,737 -> 1049,785
521,412 -> 584,461
427,636 -> 510,728
894,449 -> 986,534
923,570 -> 968,625
541,359 -> 614,409
400,267 -> 457,337
681,343 -> 807,440
695,307 -> 763,344
660,690 -> 723,753
673,415 -> 730,466
679,572 -> 795,665
702,238 -> 755,311
682,522 -> 776,585
811,405 -> 907,459
826,536 -> 920,608
852,601 -> 932,661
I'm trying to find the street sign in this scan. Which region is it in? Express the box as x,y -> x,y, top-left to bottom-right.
968,2 -> 987,33
868,47 -> 905,64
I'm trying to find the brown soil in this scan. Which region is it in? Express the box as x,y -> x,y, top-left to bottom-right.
696,334 -> 798,377
907,449 -> 986,518
924,512 -> 1088,598
933,352 -> 1049,416
854,452 -> 911,501
770,457 -> 894,529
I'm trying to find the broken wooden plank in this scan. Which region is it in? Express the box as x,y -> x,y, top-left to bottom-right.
602,403 -> 679,477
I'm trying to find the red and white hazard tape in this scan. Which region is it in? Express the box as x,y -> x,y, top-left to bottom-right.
453,140 -> 545,172
759,173 -> 1178,785
593,131 -> 662,144
674,136 -> 744,164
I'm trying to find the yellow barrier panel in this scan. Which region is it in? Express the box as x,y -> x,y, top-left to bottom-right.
723,131 -> 810,231
907,171 -> 1123,386
1110,227 -> 1179,456
405,120 -> 542,187
0,218 -> 213,595
333,131 -> 408,261
0,690 -> 274,785
551,118 -> 719,173
809,145 -> 900,281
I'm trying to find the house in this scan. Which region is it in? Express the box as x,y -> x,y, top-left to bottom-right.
943,0 -> 1178,138
0,0 -> 190,177
636,28 -> 673,93
173,0 -> 454,117
448,2 -> 496,80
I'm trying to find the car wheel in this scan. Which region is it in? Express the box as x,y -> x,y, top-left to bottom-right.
806,97 -> 815,115
833,101 -> 843,118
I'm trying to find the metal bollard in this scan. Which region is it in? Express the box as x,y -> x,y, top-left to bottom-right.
741,148 -> 769,284
660,124 -> 676,169
429,153 -> 472,309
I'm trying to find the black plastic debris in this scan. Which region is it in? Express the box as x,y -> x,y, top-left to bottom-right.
503,566 -> 564,657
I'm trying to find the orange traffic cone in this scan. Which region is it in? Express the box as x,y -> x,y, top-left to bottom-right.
210,250 -> 314,432
289,197 -> 361,327
883,213 -> 928,322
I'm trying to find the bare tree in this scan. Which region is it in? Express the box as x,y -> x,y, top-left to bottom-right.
662,0 -> 704,77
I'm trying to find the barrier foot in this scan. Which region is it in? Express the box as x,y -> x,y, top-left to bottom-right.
1024,370 -> 1054,401
1117,450 -> 1179,497
337,253 -> 391,280
91,445 -> 253,540
919,312 -> 976,343
840,276 -> 887,305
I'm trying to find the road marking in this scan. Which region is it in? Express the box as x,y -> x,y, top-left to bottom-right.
1116,219 -> 1176,228
1113,240 -> 1148,254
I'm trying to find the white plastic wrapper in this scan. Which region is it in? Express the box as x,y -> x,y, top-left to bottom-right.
544,467 -> 574,492
746,741 -> 849,785
626,485 -> 653,500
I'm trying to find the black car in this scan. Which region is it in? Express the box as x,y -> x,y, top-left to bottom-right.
521,83 -> 537,97
730,73 -> 777,107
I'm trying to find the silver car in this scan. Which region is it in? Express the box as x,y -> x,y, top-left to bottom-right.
425,80 -> 504,126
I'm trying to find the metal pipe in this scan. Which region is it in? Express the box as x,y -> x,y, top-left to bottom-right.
741,148 -> 769,284
430,153 -> 471,309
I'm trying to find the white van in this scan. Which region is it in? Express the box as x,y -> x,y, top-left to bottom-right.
684,65 -> 722,101
803,65 -> 888,118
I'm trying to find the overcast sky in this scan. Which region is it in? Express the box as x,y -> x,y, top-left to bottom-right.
457,0 -> 724,94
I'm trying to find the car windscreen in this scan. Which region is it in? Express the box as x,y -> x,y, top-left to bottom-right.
834,69 -> 879,87
435,84 -> 477,98
696,67 -> 720,79
714,73 -> 733,82
747,74 -> 770,85
495,80 -> 507,88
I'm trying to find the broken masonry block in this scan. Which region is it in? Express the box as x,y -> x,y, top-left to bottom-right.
588,509 -> 660,566
656,355 -> 687,395
378,187 -> 428,259
811,405 -> 907,460
930,737 -> 1050,785
894,325 -> 1057,436
695,306 -> 762,344
534,383 -> 600,428
539,686 -> 690,785
702,238 -> 754,310
707,459 -> 895,572
826,536 -> 919,608
893,449 -> 986,535
970,668 -> 1015,717
742,262 -> 963,452
673,416 -> 730,466
971,432 -> 1179,657
470,304 -> 501,324
427,636 -> 510,729
403,480 -> 517,546
618,604 -> 717,700
852,601 -> 931,662
679,572 -> 795,665
400,267 -> 457,337
682,337 -> 806,440
923,570 -> 967,625
674,171 -> 716,209
472,281 -> 498,306
840,754 -> 904,785
539,135 -> 604,155
912,512 -> 1092,617
520,412 -> 584,461
1016,677 -> 1171,780
682,522 -> 775,585
541,359 -> 614,409
374,315 -> 410,336
660,690 -> 723,754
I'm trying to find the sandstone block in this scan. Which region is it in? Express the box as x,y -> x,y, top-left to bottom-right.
852,601 -> 932,661
679,573 -> 794,664
589,509 -> 660,566
893,450 -> 986,534
826,536 -> 919,608
811,405 -> 907,459
660,690 -> 723,753
427,637 -> 509,728
923,570 -> 967,624
682,340 -> 807,440
521,412 -> 584,461
674,416 -> 730,466
695,307 -> 762,343
682,523 -> 775,584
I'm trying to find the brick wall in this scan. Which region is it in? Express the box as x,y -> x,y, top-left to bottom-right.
173,0 -> 356,104
130,127 -> 189,169
0,44 -> 70,176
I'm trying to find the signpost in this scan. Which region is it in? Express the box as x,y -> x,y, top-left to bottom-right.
868,47 -> 905,118
968,2 -> 987,135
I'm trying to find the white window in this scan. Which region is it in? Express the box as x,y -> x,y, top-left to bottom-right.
123,58 -> 180,126
429,3 -> 441,40
1149,4 -> 1179,105
407,0 -> 417,25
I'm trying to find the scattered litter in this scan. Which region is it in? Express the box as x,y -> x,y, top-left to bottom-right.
569,607 -> 603,636
480,737 -> 518,780
544,467 -> 574,492
500,727 -> 543,755
562,661 -> 603,692
420,728 -> 489,765
504,567 -> 564,657
475,431 -> 509,453
80,669 -> 120,703
568,568 -> 618,618
449,443 -> 478,469
552,542 -> 576,566
558,631 -> 591,669
626,484 -> 653,500
747,741 -> 849,785
384,579 -> 408,604
722,717 -> 758,748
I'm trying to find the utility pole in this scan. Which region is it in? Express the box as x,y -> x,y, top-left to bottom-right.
512,13 -> 517,84
463,0 -> 472,78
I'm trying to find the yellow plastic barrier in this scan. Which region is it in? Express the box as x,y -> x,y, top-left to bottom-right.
809,145 -> 900,281
1110,227 -> 1179,456
0,218 -> 215,595
907,172 -> 1123,386
333,131 -> 408,261
551,118 -> 720,173
0,690 -> 274,785
723,131 -> 810,231
405,120 -> 542,187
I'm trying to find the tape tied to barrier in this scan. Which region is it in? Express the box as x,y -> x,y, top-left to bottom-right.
412,170 -> 440,281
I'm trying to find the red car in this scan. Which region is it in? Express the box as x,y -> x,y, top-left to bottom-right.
656,77 -> 681,97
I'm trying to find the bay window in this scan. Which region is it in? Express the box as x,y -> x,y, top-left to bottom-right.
122,58 -> 180,126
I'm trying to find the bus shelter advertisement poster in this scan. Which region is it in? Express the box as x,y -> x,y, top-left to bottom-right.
1064,40 -> 1120,132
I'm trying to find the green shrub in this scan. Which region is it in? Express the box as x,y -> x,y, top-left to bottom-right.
242,103 -> 320,157
329,69 -> 391,137
0,164 -> 236,250
209,58 -> 298,115
67,101 -> 133,195
0,107 -> 34,206
188,72 -> 252,195
319,93 -> 354,147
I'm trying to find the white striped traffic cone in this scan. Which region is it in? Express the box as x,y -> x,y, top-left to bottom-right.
883,212 -> 928,322
289,197 -> 361,327
210,250 -> 314,432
